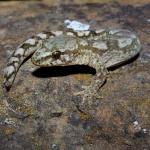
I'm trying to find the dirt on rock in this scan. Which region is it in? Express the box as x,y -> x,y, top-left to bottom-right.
0,0 -> 150,150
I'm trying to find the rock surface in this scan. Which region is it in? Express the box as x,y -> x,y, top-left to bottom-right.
0,0 -> 150,150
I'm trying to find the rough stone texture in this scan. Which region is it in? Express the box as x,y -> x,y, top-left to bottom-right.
0,0 -> 150,150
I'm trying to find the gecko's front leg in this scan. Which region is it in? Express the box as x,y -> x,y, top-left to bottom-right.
3,32 -> 51,91
76,68 -> 108,111
74,51 -> 108,111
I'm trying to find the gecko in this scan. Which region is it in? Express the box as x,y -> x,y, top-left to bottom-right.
3,29 -> 141,108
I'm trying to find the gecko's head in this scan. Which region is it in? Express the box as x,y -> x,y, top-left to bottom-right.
31,34 -> 78,67
31,47 -> 73,67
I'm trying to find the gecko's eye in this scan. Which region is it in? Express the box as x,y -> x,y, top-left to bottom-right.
52,51 -> 61,59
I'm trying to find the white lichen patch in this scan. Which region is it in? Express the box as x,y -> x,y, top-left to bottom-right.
64,20 -> 90,31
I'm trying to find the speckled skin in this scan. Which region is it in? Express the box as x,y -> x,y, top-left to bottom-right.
3,29 -> 141,104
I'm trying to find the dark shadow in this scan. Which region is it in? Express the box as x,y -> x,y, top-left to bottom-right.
32,65 -> 96,78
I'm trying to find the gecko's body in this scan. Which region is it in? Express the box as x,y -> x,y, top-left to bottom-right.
3,29 -> 141,105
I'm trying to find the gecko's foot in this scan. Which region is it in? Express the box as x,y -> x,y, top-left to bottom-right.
74,85 -> 102,111
74,84 -> 103,98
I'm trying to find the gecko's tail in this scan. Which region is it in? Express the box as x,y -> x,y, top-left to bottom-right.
3,32 -> 55,91
3,36 -> 41,91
